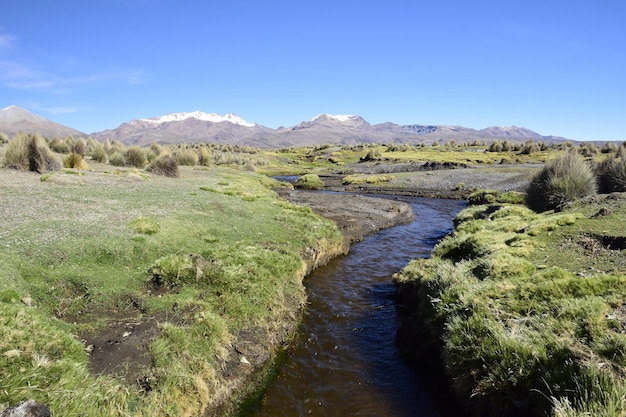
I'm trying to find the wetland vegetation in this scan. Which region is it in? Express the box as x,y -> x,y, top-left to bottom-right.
1,132 -> 626,416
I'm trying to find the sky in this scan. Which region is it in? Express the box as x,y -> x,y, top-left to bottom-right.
1,0 -> 624,141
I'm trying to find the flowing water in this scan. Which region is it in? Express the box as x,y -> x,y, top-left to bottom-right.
250,195 -> 467,417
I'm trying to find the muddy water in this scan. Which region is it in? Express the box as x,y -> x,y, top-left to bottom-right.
250,195 -> 466,417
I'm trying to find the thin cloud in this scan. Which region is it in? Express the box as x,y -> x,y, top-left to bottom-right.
42,106 -> 80,115
0,29 -> 15,49
0,34 -> 15,49
0,60 -> 146,92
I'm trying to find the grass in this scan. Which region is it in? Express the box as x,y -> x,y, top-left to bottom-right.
394,192 -> 626,417
0,163 -> 343,416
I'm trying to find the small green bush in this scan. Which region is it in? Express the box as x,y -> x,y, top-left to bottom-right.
526,151 -> 597,212
146,154 -> 180,178
125,146 -> 147,168
295,173 -> 324,190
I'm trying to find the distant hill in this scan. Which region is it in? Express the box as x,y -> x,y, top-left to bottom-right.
93,111 -> 571,148
0,106 -> 572,147
0,105 -> 85,138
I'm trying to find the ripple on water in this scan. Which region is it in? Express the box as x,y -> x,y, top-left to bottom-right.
250,196 -> 467,417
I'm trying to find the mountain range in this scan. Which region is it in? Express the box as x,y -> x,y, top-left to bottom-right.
0,106 -> 570,148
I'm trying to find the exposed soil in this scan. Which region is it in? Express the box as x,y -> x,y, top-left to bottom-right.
277,189 -> 415,243
322,162 -> 537,199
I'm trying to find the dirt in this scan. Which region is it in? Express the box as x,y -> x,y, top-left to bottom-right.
322,162 -> 538,199
277,189 -> 415,243
83,315 -> 160,384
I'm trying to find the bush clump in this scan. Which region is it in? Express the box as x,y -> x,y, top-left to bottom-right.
295,173 -> 324,190
175,148 -> 199,166
146,154 -> 179,178
63,153 -> 88,170
526,151 -> 597,212
108,151 -> 126,167
597,156 -> 626,193
125,146 -> 147,168
90,143 -> 108,163
3,133 -> 60,172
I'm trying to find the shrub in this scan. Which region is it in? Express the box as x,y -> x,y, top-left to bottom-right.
597,156 -> 626,193
526,151 -> 597,212
48,137 -> 71,153
198,147 -> 212,167
0,132 -> 9,144
175,148 -> 199,166
147,154 -> 179,178
90,143 -> 108,163
295,173 -> 324,190
63,153 -> 88,170
108,151 -> 126,167
125,146 -> 147,168
108,140 -> 126,155
3,133 -> 61,172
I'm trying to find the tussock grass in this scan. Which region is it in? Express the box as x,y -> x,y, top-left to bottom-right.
394,195 -> 626,417
3,133 -> 60,172
294,173 -> 324,190
146,154 -> 179,177
527,151 -> 597,212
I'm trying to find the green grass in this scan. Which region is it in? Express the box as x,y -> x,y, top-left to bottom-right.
394,194 -> 626,417
0,165 -> 343,416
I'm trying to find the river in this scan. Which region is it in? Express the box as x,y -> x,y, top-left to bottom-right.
248,195 -> 466,417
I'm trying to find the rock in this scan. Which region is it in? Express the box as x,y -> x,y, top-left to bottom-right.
0,400 -> 51,417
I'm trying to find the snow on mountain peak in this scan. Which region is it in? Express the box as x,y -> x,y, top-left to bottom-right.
312,113 -> 359,122
140,111 -> 255,127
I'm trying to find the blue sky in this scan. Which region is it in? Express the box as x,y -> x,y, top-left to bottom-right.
1,0 -> 624,141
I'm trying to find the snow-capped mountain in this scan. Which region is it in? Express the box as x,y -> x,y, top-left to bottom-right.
92,111 -> 271,146
139,111 -> 256,127
0,106 -> 571,148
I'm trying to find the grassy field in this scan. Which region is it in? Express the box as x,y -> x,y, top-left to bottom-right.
0,163 -> 343,416
394,192 -> 626,417
1,135 -> 622,416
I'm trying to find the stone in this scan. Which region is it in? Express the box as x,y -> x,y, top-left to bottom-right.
0,400 -> 51,417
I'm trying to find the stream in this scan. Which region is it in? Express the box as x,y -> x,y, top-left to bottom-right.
249,194 -> 466,417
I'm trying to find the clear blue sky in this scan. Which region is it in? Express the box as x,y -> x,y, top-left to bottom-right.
1,0 -> 624,141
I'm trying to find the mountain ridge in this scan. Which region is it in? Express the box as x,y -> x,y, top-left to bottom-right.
0,106 -> 573,148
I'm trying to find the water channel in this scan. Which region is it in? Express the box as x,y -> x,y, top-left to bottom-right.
249,194 -> 467,417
